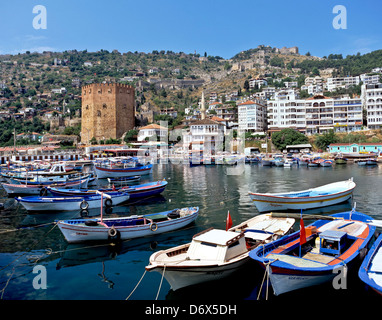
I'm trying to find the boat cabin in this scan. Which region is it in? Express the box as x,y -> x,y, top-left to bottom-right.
319,230 -> 347,256
186,229 -> 247,263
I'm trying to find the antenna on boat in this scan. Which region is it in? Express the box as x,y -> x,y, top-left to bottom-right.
350,202 -> 356,220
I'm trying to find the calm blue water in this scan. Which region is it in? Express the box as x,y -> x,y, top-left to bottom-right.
0,162 -> 381,301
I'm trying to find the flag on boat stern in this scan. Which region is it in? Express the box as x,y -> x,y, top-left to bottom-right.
226,211 -> 233,231
300,211 -> 306,245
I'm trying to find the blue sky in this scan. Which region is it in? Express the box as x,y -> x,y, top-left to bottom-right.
1,0 -> 381,59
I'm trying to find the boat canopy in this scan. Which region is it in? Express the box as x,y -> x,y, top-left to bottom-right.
187,229 -> 246,263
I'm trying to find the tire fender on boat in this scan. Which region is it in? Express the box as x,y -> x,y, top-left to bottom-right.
40,187 -> 48,197
80,200 -> 89,210
80,209 -> 89,217
150,222 -> 158,232
104,198 -> 112,207
108,226 -> 120,241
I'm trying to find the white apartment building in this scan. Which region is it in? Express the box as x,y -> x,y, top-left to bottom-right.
360,73 -> 381,85
182,119 -> 225,154
238,100 -> 267,132
249,78 -> 268,89
267,93 -> 363,135
267,91 -> 306,133
284,81 -> 298,88
326,76 -> 360,92
363,83 -> 382,129
137,124 -> 168,142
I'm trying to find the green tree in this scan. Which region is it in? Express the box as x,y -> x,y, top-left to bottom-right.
271,128 -> 309,151
315,130 -> 339,150
244,80 -> 250,91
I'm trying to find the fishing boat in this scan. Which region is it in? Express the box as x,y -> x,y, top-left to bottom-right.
16,191 -> 130,212
319,159 -> 333,167
57,207 -> 199,243
94,158 -> 152,179
2,176 -> 89,195
358,233 -> 382,296
47,180 -> 168,200
248,178 -> 356,212
366,158 -> 378,165
273,155 -> 284,167
249,210 -> 376,296
145,213 -> 295,291
334,154 -> 348,165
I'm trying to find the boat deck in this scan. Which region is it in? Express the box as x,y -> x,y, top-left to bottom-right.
266,219 -> 369,268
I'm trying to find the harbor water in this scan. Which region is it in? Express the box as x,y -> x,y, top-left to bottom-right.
0,162 -> 381,302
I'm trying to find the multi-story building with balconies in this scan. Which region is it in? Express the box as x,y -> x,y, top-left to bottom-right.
363,83 -> 382,129
267,92 -> 363,135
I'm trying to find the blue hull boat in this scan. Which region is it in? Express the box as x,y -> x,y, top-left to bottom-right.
359,233 -> 382,296
47,180 -> 168,200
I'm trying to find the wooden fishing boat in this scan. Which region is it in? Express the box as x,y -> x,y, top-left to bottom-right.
57,207 -> 199,243
47,180 -> 167,200
145,213 -> 295,291
2,176 -> 89,195
359,233 -> 382,296
248,178 -> 356,212
95,159 -> 152,179
249,211 -> 376,296
16,191 -> 130,212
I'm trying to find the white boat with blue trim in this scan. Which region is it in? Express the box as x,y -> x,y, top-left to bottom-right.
57,207 -> 199,243
16,191 -> 130,212
94,157 -> 152,179
248,178 -> 356,212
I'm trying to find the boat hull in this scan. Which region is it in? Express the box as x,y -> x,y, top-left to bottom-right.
358,234 -> 382,296
154,257 -> 250,291
48,181 -> 167,200
57,207 -> 198,243
2,178 -> 89,195
16,192 -> 130,212
95,164 -> 152,179
250,211 -> 376,296
267,267 -> 336,296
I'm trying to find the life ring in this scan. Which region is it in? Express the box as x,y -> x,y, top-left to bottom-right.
39,187 -> 48,197
80,200 -> 89,210
80,208 -> 89,217
150,222 -> 158,232
105,198 -> 112,207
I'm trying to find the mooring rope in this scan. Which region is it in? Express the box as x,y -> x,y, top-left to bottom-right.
125,269 -> 147,300
155,264 -> 166,300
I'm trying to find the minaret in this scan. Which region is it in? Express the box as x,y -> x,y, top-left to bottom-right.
200,91 -> 206,120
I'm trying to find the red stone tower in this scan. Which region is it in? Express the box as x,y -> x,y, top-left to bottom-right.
81,83 -> 135,143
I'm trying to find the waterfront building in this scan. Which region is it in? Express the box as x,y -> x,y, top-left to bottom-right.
267,90 -> 306,134
182,119 -> 225,155
137,124 -> 168,142
237,100 -> 267,132
363,83 -> 382,130
329,143 -> 382,154
267,93 -> 363,135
